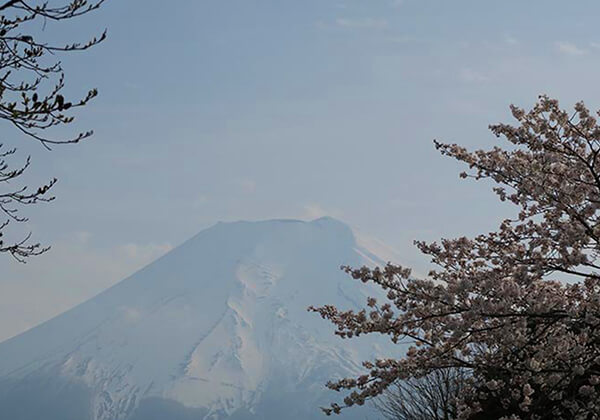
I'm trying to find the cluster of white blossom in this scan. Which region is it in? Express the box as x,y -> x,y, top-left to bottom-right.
311,96 -> 600,419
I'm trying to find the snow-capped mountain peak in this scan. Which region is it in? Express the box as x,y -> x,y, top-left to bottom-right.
0,218 -> 404,420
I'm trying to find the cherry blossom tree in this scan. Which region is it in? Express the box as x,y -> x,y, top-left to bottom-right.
311,96 -> 600,419
0,0 -> 106,261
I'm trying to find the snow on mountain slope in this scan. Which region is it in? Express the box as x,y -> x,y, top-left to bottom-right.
0,217 -> 407,420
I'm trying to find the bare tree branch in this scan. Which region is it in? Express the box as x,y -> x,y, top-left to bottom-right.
0,0 -> 106,261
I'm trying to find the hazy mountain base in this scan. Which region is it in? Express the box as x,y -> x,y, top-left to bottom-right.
130,394 -> 375,420
0,373 -> 376,420
0,372 -> 93,420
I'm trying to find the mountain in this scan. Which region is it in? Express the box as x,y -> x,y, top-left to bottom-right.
0,217 -> 406,420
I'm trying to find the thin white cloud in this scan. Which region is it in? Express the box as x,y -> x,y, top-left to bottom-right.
386,35 -> 418,44
236,178 -> 257,194
335,17 -> 388,30
459,68 -> 490,83
504,35 -> 519,46
119,242 -> 173,261
301,203 -> 343,220
73,231 -> 92,244
556,41 -> 587,56
192,194 -> 210,209
0,234 -> 173,342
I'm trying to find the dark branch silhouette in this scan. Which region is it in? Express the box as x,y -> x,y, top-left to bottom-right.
0,0 -> 106,262
373,368 -> 467,420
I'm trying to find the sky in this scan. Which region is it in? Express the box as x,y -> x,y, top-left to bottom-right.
3,0 -> 600,342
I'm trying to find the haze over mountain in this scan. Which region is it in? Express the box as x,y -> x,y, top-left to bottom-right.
0,218 -> 405,420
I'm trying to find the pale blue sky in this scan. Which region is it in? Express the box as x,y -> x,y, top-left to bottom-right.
3,0 -> 600,341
